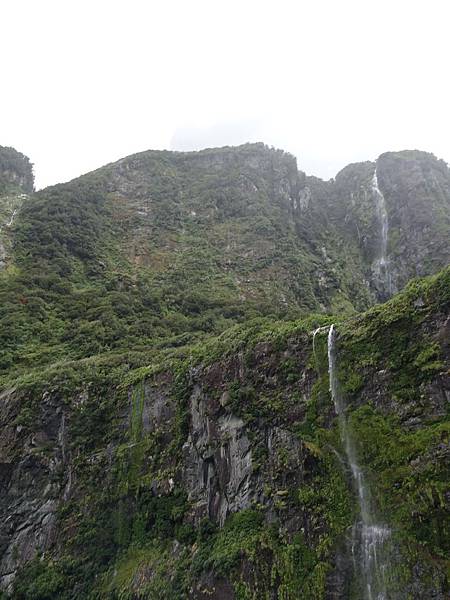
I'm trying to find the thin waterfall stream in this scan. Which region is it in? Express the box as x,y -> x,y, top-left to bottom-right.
327,324 -> 391,600
371,167 -> 392,299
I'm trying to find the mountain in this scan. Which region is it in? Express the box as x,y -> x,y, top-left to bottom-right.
0,147 -> 33,271
1,144 -> 449,381
0,147 -> 33,196
0,143 -> 448,599
318,150 -> 450,299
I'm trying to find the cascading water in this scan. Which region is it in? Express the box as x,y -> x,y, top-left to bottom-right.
327,324 -> 391,600
371,168 -> 392,299
6,208 -> 18,228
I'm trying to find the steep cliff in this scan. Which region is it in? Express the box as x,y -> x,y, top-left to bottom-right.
0,144 -> 448,599
305,150 -> 450,302
0,147 -> 33,271
1,267 -> 448,598
0,147 -> 33,196
1,144 -> 449,382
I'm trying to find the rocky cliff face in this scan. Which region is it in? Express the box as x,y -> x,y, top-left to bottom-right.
1,268 -> 448,598
0,147 -> 33,271
0,147 -> 33,196
378,150 -> 450,292
0,143 -> 448,599
0,389 -> 63,590
310,150 -> 450,302
2,143 -> 449,382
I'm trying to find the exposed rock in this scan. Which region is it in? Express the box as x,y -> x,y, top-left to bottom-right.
0,143 -> 448,598
0,390 -> 67,590
0,146 -> 33,194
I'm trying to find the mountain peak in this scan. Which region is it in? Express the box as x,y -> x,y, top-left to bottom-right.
0,146 -> 34,195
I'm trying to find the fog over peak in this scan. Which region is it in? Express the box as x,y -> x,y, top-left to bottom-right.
170,116 -> 391,181
1,0 -> 448,188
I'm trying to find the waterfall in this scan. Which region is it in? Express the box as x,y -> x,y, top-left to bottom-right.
371,168 -> 392,299
327,324 -> 391,600
6,208 -> 18,228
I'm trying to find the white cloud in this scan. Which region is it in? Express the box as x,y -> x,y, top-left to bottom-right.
1,0 -> 448,188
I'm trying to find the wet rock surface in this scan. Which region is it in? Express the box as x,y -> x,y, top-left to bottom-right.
0,390 -> 67,590
0,143 -> 448,598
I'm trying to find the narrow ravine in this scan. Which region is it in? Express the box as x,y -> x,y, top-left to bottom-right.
327,324 -> 391,600
371,167 -> 392,299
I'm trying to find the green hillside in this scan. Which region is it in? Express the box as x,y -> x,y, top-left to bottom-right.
0,144 -> 448,599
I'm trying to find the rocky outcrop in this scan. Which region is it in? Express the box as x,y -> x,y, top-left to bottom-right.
378,150 -> 450,292
0,193 -> 27,269
0,141 -> 448,599
0,389 -> 67,591
183,388 -> 254,526
1,264 -> 449,598
307,150 -> 450,303
0,147 -> 33,195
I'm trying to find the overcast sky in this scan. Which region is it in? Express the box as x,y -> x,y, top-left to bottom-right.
1,0 -> 449,189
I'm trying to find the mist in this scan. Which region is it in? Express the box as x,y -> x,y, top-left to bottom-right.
1,0 -> 448,188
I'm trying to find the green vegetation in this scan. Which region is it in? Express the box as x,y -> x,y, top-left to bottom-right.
350,407 -> 449,558
0,143 -> 380,384
0,145 -> 33,194
1,145 -> 449,598
6,266 -> 450,599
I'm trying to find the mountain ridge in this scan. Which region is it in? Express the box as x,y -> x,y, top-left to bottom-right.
1,142 -> 449,379
0,142 -> 448,599
33,145 -> 449,192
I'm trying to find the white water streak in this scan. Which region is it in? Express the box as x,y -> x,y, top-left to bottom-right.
0,199 -> 23,269
6,208 -> 18,228
328,324 -> 390,600
371,168 -> 392,298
